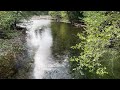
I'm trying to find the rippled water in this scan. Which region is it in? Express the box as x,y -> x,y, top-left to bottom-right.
21,19 -> 79,79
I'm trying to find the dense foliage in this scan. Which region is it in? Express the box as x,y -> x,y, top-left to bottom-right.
0,11 -> 48,30
1,11 -> 120,79
70,11 -> 120,78
49,11 -> 83,23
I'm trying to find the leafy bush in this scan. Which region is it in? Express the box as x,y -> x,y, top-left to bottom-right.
49,11 -> 83,23
70,11 -> 120,78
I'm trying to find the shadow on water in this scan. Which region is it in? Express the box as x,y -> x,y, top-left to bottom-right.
50,22 -> 82,62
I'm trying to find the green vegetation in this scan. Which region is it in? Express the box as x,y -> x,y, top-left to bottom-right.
0,11 -> 49,31
70,11 -> 120,78
0,11 -> 120,79
49,11 -> 83,23
0,11 -> 34,78
0,31 -> 26,78
49,11 -> 68,22
0,11 -> 25,30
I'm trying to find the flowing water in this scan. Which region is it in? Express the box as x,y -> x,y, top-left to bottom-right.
13,16 -> 120,79
19,18 -> 82,79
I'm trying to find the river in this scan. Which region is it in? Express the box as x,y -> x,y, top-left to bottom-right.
11,16 -> 120,79
17,18 -> 82,79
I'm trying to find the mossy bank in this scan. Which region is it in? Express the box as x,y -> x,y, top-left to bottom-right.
0,29 -> 33,79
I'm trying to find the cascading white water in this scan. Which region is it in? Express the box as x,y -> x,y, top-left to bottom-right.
22,18 -> 71,79
26,19 -> 52,79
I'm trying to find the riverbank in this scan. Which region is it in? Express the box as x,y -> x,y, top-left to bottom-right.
0,28 -> 33,79
54,19 -> 86,28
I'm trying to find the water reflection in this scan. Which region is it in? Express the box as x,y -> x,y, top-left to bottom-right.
50,22 -> 81,61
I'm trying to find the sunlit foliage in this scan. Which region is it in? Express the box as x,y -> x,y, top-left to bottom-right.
70,11 -> 120,78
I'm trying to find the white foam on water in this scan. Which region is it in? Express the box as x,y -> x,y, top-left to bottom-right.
23,19 -> 71,79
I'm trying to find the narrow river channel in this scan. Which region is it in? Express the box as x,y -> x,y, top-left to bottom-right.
17,18 -> 81,79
